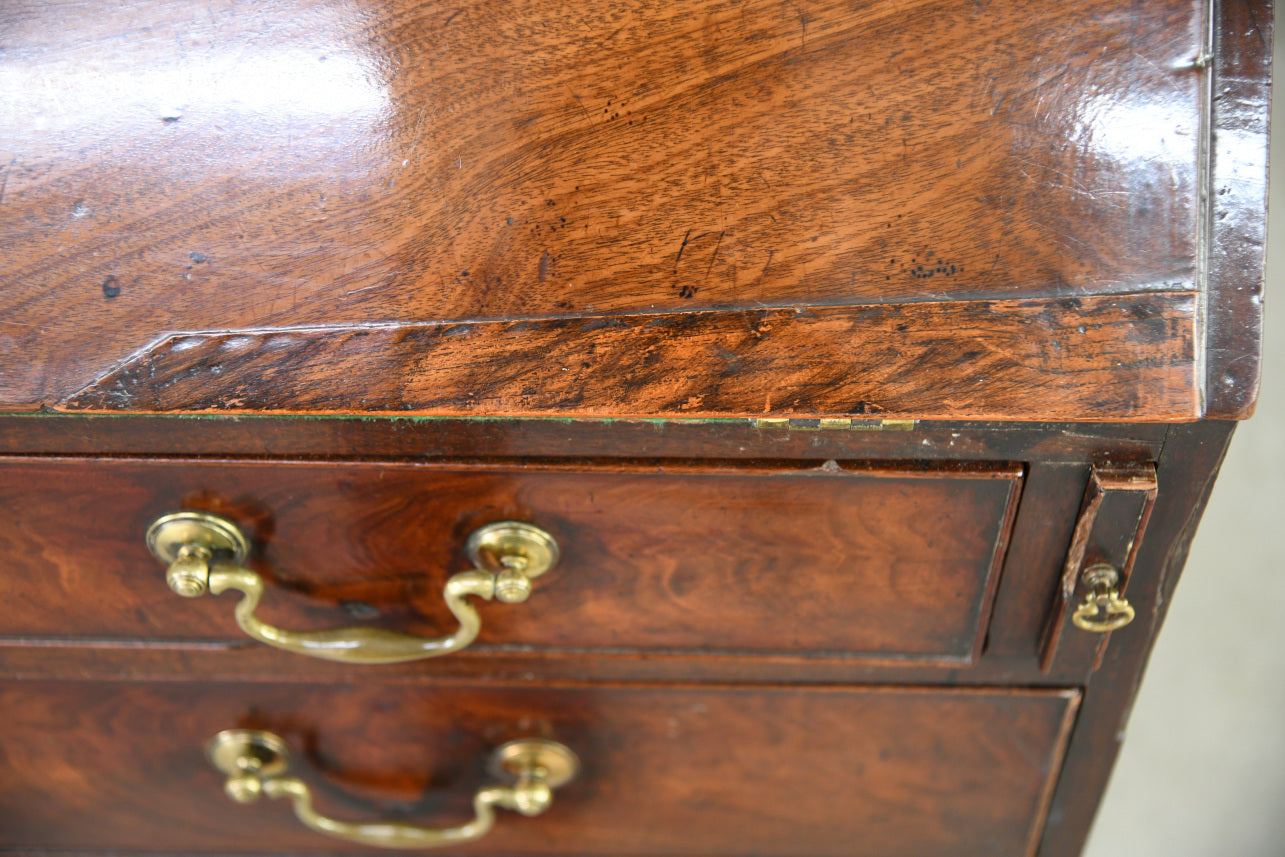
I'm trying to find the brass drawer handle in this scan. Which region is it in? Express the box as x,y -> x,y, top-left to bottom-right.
146,512 -> 559,664
207,729 -> 578,849
1071,563 -> 1136,633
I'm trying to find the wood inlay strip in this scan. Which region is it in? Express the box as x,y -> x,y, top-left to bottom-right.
60,293 -> 1199,421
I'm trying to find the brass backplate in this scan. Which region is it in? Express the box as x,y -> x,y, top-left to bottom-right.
146,511 -> 250,565
207,729 -> 291,777
487,739 -> 579,788
466,522 -> 559,580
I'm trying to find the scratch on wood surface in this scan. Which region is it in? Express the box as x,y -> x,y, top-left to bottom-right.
1245,1 -> 1268,49
757,249 -> 775,284
705,230 -> 726,277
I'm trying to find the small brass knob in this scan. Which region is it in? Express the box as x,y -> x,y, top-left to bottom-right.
1071,563 -> 1135,632
225,772 -> 264,803
166,545 -> 212,597
494,558 -> 534,603
507,775 -> 553,816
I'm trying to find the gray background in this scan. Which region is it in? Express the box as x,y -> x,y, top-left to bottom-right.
1081,19 -> 1285,857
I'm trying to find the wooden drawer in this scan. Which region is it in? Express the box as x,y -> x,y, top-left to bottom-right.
0,679 -> 1078,856
0,457 -> 1019,664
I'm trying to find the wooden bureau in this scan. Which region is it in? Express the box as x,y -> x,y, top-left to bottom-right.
0,1 -> 1270,855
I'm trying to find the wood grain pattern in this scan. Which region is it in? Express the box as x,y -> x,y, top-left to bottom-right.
0,457 -> 1020,664
58,294 -> 1200,421
0,0 -> 1225,416
0,680 -> 1080,857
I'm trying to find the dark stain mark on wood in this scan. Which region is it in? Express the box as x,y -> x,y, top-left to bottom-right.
674,229 -> 693,270
911,258 -> 960,279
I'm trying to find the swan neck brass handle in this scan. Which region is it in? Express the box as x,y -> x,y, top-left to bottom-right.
207,729 -> 578,850
1071,563 -> 1136,632
146,512 -> 558,664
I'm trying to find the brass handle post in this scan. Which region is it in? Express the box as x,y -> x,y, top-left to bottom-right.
1071,563 -> 1135,632
147,512 -> 559,664
207,730 -> 577,850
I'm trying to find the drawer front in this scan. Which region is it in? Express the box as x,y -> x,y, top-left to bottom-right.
0,457 -> 1020,663
0,680 -> 1077,856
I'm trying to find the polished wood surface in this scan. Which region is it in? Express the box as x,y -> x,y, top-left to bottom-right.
1,0 -> 1261,421
0,457 -> 1019,663
0,680 -> 1079,857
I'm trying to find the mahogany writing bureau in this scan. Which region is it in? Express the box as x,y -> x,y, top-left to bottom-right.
0,1 -> 1270,855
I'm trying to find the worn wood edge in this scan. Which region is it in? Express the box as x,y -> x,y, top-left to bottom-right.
968,471 -> 1026,664
0,669 -> 1082,698
0,415 -> 1174,462
1037,421 -> 1238,857
0,417 -> 1171,479
1037,465 -> 1159,672
1023,690 -> 1084,857
0,641 -> 1091,687
1090,468 -> 1160,670
0,452 -> 1024,479
55,294 -> 1201,422
1201,0 -> 1272,418
0,637 -> 981,669
1037,476 -> 1106,673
